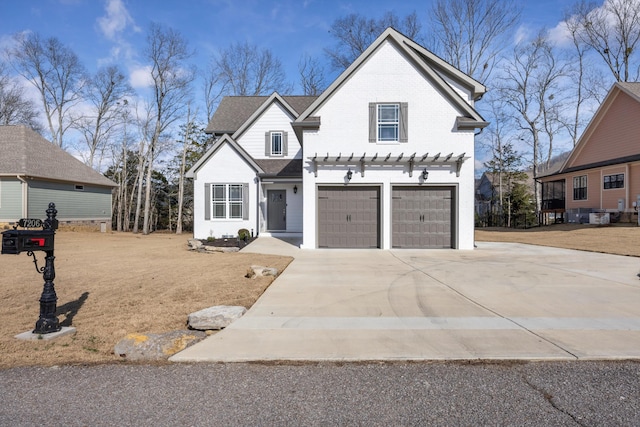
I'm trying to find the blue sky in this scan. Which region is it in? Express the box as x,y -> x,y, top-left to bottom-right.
0,0 -> 577,94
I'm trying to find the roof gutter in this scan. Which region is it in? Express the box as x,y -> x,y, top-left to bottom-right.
291,117 -> 321,145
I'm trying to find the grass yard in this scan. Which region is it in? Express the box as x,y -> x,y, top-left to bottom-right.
475,223 -> 640,257
0,231 -> 291,369
1,223 -> 638,369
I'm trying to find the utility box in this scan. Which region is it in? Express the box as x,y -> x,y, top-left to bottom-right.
1,229 -> 55,255
618,198 -> 625,211
589,212 -> 610,225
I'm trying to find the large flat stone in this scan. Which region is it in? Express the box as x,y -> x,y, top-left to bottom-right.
188,305 -> 246,330
15,327 -> 76,341
114,330 -> 206,361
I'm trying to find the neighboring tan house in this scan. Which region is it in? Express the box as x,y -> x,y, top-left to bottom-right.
0,125 -> 117,229
539,82 -> 640,224
189,27 -> 487,249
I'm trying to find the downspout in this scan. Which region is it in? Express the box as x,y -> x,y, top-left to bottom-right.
625,163 -> 630,211
16,175 -> 28,217
255,174 -> 261,238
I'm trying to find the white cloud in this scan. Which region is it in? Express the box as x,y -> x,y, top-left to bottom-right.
129,65 -> 153,88
513,25 -> 531,45
97,0 -> 139,41
547,21 -> 572,47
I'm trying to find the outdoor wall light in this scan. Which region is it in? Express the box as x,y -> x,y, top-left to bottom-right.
346,169 -> 353,182
293,185 -> 298,194
421,169 -> 429,180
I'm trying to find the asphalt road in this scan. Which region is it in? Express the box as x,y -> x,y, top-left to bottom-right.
1,361 -> 639,426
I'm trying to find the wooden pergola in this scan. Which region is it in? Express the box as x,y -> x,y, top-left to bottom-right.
308,152 -> 469,178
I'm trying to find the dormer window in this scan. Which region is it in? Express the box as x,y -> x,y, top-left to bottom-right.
265,131 -> 288,157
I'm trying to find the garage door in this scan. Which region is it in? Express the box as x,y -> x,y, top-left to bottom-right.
392,186 -> 454,248
318,186 -> 380,248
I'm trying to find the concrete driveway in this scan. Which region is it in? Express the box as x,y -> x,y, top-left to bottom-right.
171,238 -> 640,362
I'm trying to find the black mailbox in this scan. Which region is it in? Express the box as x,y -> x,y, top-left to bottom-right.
2,229 -> 55,255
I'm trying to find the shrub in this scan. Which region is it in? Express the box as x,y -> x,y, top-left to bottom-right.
238,228 -> 250,241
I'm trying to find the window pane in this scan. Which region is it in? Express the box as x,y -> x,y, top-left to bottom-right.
213,203 -> 226,218
603,174 -> 623,189
379,124 -> 398,141
573,175 -> 587,200
377,104 -> 399,141
230,202 -> 243,218
229,184 -> 243,201
378,104 -> 398,122
212,185 -> 225,201
271,132 -> 282,155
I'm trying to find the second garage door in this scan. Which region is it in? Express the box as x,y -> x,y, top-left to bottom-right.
317,186 -> 380,248
392,186 -> 454,248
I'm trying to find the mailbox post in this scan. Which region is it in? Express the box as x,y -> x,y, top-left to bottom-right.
1,203 -> 61,334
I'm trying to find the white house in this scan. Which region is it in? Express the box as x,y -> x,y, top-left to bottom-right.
188,28 -> 487,249
187,94 -> 316,240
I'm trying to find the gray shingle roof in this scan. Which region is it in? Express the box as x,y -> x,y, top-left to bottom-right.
254,159 -> 302,177
206,95 -> 317,134
0,125 -> 117,187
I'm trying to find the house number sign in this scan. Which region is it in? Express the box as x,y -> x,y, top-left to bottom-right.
18,218 -> 43,228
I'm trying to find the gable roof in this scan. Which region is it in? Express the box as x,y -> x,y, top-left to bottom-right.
186,134 -> 263,178
0,125 -> 116,187
206,94 -> 317,135
552,82 -> 640,176
295,27 -> 488,129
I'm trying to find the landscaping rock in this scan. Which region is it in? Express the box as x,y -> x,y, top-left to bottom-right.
202,245 -> 239,253
114,330 -> 206,361
188,305 -> 247,330
246,265 -> 279,278
187,239 -> 203,250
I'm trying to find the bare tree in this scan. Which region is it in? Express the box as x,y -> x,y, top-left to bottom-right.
571,0 -> 640,82
298,54 -> 327,96
325,12 -> 422,71
8,32 -> 86,148
202,61 -> 226,121
498,33 -> 569,212
564,11 -> 593,147
209,41 -> 291,96
142,23 -> 195,235
0,62 -> 41,130
74,65 -> 133,169
429,0 -> 521,83
132,105 -> 151,234
175,104 -> 194,235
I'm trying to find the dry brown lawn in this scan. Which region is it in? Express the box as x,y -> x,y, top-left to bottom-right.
475,223 -> 640,257
2,223 -> 638,369
0,231 -> 291,369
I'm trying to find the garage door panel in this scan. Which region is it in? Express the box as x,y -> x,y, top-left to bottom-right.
318,186 -> 380,248
392,186 -> 454,249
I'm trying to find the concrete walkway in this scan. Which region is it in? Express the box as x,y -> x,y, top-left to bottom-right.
171,238 -> 640,362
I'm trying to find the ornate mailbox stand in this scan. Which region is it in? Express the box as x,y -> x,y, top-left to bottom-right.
2,203 -> 61,334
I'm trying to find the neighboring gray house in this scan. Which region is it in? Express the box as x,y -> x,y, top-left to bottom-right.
0,125 -> 117,229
